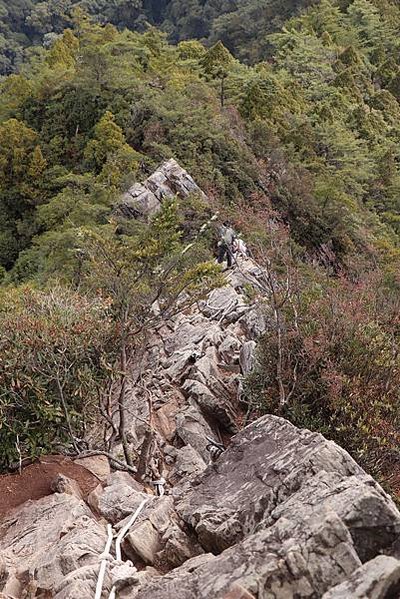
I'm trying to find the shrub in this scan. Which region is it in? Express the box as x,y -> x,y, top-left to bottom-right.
0,284 -> 116,468
245,268 -> 400,489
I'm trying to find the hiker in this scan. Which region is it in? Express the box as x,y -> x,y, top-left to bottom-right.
217,221 -> 236,268
233,236 -> 248,259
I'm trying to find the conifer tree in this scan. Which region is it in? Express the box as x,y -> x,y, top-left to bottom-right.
201,40 -> 234,106
84,111 -> 141,187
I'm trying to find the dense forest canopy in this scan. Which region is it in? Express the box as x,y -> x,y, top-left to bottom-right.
0,0 -> 399,493
1,0 -> 400,278
0,0 -> 322,74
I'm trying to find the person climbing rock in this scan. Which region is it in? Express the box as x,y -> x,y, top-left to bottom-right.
217,221 -> 236,268
233,236 -> 248,259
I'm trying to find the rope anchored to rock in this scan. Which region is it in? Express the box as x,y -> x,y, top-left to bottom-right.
95,524 -> 114,599
151,477 -> 166,497
95,497 -> 150,599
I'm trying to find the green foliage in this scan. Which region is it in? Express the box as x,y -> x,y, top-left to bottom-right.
0,284 -> 116,467
201,41 -> 234,76
2,2 -> 399,271
0,22 -> 266,275
0,197 -> 222,468
80,199 -> 222,322
0,0 -> 334,76
0,0 -> 400,484
84,110 -> 141,187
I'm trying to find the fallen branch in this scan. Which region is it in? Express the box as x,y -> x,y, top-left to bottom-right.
135,428 -> 154,483
72,450 -> 137,474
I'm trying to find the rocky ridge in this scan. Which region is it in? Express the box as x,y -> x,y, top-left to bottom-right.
2,416 -> 400,598
1,161 -> 400,599
115,158 -> 207,220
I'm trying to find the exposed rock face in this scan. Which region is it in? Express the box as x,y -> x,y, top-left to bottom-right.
112,159 -> 266,489
125,496 -> 204,569
120,256 -> 266,486
88,471 -> 148,524
174,416 -> 400,561
322,556 -> 400,599
0,493 -> 108,598
74,454 -> 111,482
125,416 -> 400,599
2,417 -> 400,598
115,159 -> 207,220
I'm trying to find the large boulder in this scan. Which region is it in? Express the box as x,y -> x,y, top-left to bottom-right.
173,416 -> 373,552
88,471 -> 148,524
125,496 -> 204,570
114,159 -> 206,220
2,415 -> 400,599
123,415 -> 400,599
130,509 -> 361,599
322,555 -> 400,599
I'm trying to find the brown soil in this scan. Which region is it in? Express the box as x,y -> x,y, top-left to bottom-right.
0,455 -> 100,521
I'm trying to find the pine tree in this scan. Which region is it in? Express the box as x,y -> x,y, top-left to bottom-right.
46,29 -> 79,68
84,111 -> 141,187
201,40 -> 235,106
28,146 -> 47,180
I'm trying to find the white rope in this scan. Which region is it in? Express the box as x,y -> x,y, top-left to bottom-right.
95,523 -> 114,599
106,497 -> 150,599
217,299 -> 238,324
115,497 -> 150,562
205,296 -> 235,312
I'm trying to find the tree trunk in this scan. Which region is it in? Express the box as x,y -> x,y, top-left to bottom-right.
136,427 -> 154,483
220,76 -> 225,107
118,338 -> 133,467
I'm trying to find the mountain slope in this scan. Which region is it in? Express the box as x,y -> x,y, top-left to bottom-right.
0,0 -> 399,529
0,0 -> 318,74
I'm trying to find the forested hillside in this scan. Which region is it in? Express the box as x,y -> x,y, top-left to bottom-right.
0,0 -> 320,74
0,0 -> 399,493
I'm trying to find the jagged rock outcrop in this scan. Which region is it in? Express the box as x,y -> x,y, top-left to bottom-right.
110,159 -> 267,489
114,159 -> 207,220
322,556 -> 400,598
0,493 -> 109,598
2,416 -> 400,599
125,416 -> 400,599
113,249 -> 266,490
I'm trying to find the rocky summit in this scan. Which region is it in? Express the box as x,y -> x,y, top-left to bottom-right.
114,159 -> 207,221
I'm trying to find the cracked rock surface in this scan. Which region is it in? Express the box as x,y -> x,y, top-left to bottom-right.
126,416 -> 400,599
2,417 -> 400,598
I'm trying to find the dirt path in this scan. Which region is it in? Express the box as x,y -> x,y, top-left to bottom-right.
0,455 -> 100,521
